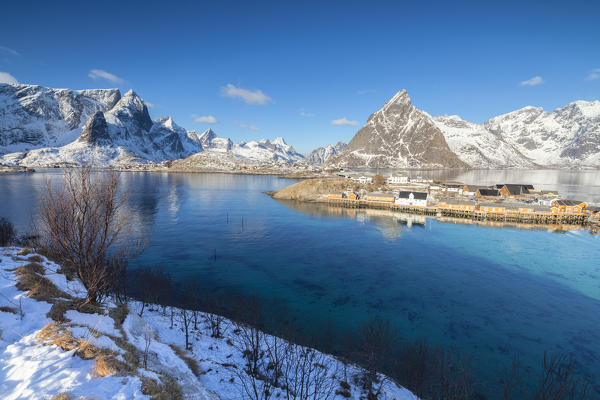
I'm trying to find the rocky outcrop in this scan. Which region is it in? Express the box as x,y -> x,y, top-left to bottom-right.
330,90 -> 468,168
306,142 -> 347,164
78,111 -> 110,144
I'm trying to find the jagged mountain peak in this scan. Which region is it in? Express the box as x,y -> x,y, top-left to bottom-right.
331,89 -> 467,168
78,111 -> 109,144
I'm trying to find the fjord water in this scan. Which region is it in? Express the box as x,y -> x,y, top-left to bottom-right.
1,170 -> 599,397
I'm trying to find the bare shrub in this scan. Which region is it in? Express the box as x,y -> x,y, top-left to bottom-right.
0,217 -> 15,246
204,294 -> 227,338
394,341 -> 476,400
169,343 -> 203,377
533,352 -> 590,400
355,317 -> 399,397
141,374 -> 183,400
281,342 -> 339,400
37,166 -> 142,303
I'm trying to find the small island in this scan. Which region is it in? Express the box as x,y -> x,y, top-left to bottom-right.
272,174 -> 600,231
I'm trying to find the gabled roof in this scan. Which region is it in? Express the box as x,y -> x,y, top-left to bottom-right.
495,184 -> 532,195
477,189 -> 500,197
554,200 -> 585,206
398,191 -> 428,200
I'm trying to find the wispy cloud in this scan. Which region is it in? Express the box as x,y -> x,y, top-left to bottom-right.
221,83 -> 272,105
0,72 -> 18,85
300,108 -> 314,117
331,117 -> 358,126
192,114 -> 218,124
520,76 -> 544,86
88,69 -> 125,84
585,68 -> 600,81
234,120 -> 259,130
144,101 -> 155,108
357,89 -> 375,95
0,46 -> 19,56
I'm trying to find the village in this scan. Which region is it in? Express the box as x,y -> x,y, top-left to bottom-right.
324,171 -> 600,228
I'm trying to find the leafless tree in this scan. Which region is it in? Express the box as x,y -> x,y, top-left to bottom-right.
532,352 -> 590,400
393,341 -> 476,400
281,342 -> 339,400
143,325 -> 153,368
36,166 -> 142,303
204,294 -> 227,338
0,217 -> 15,246
356,317 -> 399,397
179,307 -> 193,350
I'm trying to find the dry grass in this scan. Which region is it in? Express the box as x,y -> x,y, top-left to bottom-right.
16,273 -> 71,303
52,393 -> 72,400
272,177 -> 378,201
47,299 -> 105,323
37,322 -> 135,377
14,262 -> 45,275
17,248 -> 33,256
109,303 -> 129,330
0,305 -> 17,314
141,375 -> 183,400
28,255 -> 44,263
169,343 -> 203,377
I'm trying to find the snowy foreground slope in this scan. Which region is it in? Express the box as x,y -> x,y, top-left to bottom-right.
0,247 -> 417,400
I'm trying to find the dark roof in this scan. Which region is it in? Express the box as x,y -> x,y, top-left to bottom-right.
495,184 -> 532,195
477,189 -> 500,197
398,191 -> 428,200
554,200 -> 585,206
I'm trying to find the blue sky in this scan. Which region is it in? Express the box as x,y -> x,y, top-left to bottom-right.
1,0 -> 599,152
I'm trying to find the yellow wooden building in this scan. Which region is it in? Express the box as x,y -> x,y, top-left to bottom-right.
551,200 -> 587,214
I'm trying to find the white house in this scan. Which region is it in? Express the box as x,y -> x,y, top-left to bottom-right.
387,175 -> 408,184
445,184 -> 461,193
395,191 -> 429,207
358,176 -> 373,184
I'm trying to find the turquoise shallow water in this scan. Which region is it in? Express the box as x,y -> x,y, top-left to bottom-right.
1,170 -> 599,397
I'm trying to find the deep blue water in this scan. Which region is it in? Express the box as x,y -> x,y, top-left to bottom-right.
1,170 -> 599,397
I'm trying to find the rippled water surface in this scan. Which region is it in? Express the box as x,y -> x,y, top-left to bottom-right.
1,170 -> 599,397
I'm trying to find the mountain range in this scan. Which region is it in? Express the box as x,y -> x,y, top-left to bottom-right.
0,84 -> 304,166
1,83 -> 599,169
330,90 -> 600,168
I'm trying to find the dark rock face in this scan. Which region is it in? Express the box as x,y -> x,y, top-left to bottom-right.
330,90 -> 468,168
78,112 -> 110,144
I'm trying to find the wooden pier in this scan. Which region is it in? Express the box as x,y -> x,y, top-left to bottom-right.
323,198 -> 590,227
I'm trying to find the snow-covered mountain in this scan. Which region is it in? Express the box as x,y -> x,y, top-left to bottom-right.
329,90 -> 468,168
0,83 -> 303,166
0,84 -> 120,154
306,141 -> 347,164
433,115 -> 535,168
480,101 -> 600,167
330,89 -> 600,169
232,137 -> 304,163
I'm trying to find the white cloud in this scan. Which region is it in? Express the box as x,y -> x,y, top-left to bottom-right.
0,46 -> 19,56
585,68 -> 600,81
144,101 -> 155,108
300,108 -> 314,117
0,72 -> 18,85
357,89 -> 375,95
331,117 -> 358,126
520,76 -> 544,86
88,69 -> 125,84
234,120 -> 258,130
192,114 -> 218,124
221,83 -> 272,105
